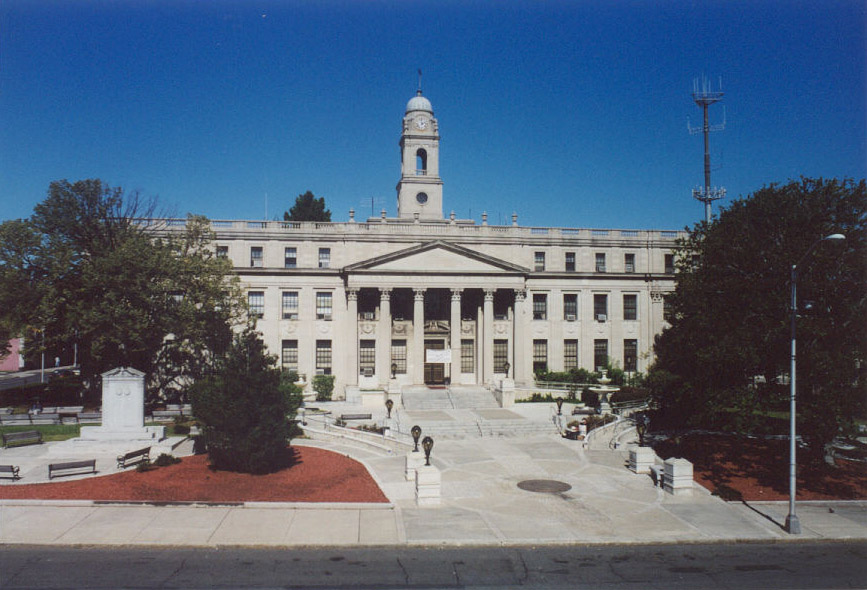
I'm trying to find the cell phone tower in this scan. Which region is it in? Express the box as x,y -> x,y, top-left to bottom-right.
689,76 -> 726,223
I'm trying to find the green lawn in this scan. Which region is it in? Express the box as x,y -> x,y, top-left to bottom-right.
0,424 -> 81,442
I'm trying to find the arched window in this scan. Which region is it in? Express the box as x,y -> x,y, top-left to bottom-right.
416,149 -> 427,175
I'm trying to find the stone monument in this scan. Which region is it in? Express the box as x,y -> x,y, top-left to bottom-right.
79,367 -> 165,442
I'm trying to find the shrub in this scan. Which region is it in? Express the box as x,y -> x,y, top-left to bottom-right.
152,453 -> 181,467
313,374 -> 335,401
191,328 -> 303,474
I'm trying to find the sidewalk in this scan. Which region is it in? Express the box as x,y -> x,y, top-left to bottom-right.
2,429 -> 866,547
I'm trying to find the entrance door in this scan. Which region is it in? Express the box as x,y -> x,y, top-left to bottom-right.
424,339 -> 446,385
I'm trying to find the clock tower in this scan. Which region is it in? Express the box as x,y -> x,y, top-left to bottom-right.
397,90 -> 443,220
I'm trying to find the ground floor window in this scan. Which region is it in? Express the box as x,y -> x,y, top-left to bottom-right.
533,339 -> 548,373
494,339 -> 508,373
315,340 -> 332,375
594,339 -> 608,372
281,339 -> 298,372
390,339 -> 407,375
461,339 -> 475,373
359,340 -> 375,375
564,339 -> 578,371
624,339 -> 638,372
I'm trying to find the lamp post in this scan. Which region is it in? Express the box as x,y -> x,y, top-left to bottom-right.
411,425 -> 422,452
502,360 -> 510,377
422,436 -> 434,466
786,233 -> 845,535
385,398 -> 394,419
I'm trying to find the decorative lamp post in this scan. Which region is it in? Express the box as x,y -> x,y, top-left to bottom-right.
556,397 -> 564,416
635,419 -> 647,447
385,398 -> 394,419
786,233 -> 845,535
503,360 -> 511,377
391,362 -> 397,379
411,425 -> 422,452
422,436 -> 434,466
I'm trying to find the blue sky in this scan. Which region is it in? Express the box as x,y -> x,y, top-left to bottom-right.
1,0 -> 864,231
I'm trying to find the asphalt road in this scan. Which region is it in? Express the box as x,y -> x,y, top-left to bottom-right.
1,541 -> 865,589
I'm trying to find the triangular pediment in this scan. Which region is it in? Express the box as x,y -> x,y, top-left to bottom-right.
345,240 -> 528,275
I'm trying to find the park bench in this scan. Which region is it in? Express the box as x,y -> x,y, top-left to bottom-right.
1,430 -> 43,448
29,413 -> 61,425
76,412 -> 102,424
117,446 -> 151,469
151,409 -> 182,421
339,413 -> 372,421
0,414 -> 32,425
48,459 -> 96,479
0,464 -> 21,480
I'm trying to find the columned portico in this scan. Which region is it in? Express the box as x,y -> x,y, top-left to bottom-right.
412,288 -> 426,384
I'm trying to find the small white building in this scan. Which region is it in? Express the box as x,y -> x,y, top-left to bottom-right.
192,91 -> 680,397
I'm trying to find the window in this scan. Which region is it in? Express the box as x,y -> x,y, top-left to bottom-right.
532,294 -> 547,320
416,148 -> 427,175
391,340 -> 407,375
248,291 -> 264,318
665,254 -> 675,274
359,340 -> 375,375
216,245 -> 228,258
282,291 -> 299,319
315,340 -> 332,375
284,247 -> 297,269
250,246 -> 263,268
594,339 -> 608,372
595,253 -> 606,272
564,339 -> 578,371
663,296 -> 673,322
318,248 -> 330,269
534,251 -> 546,271
593,294 -> 608,321
316,292 -> 332,320
281,340 -> 298,372
494,339 -> 509,373
563,294 -> 578,321
565,251 -> 576,272
624,339 -> 638,372
625,253 -> 635,273
533,339 -> 548,373
623,294 -> 638,321
461,339 -> 475,373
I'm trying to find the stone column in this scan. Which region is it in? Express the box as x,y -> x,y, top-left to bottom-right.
513,289 -> 527,385
483,289 -> 495,384
346,288 -> 359,386
413,288 -> 426,385
377,288 -> 392,387
450,288 -> 462,385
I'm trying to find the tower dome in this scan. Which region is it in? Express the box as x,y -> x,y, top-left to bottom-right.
406,90 -> 432,114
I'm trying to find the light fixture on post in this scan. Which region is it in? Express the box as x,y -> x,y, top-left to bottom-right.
391,362 -> 397,379
503,360 -> 511,377
422,436 -> 434,466
411,425 -> 422,452
786,233 -> 845,535
385,398 -> 394,419
556,397 -> 564,416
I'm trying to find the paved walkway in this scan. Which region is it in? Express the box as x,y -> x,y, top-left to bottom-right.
2,425 -> 865,547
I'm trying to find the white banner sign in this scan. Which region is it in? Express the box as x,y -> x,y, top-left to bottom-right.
426,349 -> 452,363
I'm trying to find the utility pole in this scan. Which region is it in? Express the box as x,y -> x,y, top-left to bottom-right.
689,76 -> 726,223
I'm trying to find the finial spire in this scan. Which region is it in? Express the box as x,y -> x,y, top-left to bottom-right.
417,68 -> 423,95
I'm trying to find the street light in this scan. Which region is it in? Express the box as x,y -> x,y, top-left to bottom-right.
786,233 -> 845,535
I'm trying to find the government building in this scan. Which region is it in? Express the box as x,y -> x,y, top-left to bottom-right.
207,91 -> 681,398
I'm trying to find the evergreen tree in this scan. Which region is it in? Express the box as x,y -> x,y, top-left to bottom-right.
283,191 -> 331,222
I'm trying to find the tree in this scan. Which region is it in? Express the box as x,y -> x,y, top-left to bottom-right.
190,328 -> 302,473
283,191 -> 331,222
0,179 -> 245,401
650,178 -> 866,462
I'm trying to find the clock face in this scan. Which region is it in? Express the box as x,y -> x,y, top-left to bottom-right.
414,117 -> 428,130
416,192 -> 428,204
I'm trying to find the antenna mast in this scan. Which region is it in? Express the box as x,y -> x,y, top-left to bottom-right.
688,76 -> 726,223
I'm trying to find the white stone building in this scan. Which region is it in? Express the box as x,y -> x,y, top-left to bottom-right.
207,91 -> 681,397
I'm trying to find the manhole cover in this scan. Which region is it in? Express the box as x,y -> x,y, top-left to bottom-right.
517,479 -> 572,494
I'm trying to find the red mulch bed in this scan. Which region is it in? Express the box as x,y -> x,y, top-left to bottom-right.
0,446 -> 389,503
652,434 -> 867,501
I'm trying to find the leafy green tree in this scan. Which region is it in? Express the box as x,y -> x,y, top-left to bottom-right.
190,328 -> 302,473
283,190 -> 331,222
650,178 -> 866,462
0,179 -> 245,401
